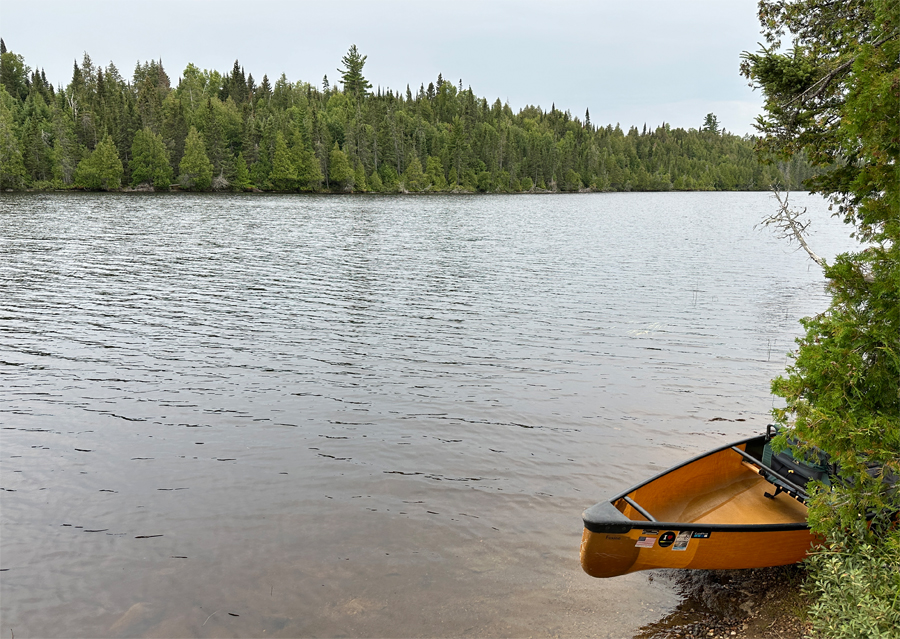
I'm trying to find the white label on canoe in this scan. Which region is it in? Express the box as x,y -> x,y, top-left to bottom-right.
672,531 -> 692,551
635,536 -> 656,548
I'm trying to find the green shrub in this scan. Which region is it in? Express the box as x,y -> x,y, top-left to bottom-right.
805,531 -> 900,639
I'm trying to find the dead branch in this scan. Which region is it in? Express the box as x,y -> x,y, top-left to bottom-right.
758,190 -> 827,268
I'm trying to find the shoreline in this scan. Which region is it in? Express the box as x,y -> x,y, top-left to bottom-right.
637,566 -> 811,639
3,186 -> 788,195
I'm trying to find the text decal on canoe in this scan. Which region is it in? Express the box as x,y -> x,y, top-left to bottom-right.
657,531 -> 676,547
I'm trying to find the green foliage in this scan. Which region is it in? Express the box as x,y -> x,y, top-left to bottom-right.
425,156 -> 447,191
179,126 -> 213,190
353,162 -> 367,192
293,144 -> 322,191
269,131 -> 296,190
749,0 -> 900,532
130,128 -> 172,188
0,49 -> 30,101
447,166 -> 458,188
367,169 -> 383,192
702,113 -> 720,134
804,531 -> 900,639
0,44 -> 820,193
0,86 -> 25,189
403,153 -> 425,191
476,170 -> 492,192
74,134 -> 123,190
561,168 -> 583,192
744,1 -> 900,636
380,164 -> 400,192
232,152 -> 251,191
339,45 -> 371,101
328,142 -> 353,190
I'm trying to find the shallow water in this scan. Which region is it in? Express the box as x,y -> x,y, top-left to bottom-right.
0,192 -> 851,638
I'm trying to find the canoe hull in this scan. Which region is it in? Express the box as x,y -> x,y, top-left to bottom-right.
580,524 -> 816,578
580,434 -> 820,578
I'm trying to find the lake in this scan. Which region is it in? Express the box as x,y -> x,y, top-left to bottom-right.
0,191 -> 851,638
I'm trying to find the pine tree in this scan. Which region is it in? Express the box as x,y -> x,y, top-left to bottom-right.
701,113 -> 719,134
339,45 -> 371,101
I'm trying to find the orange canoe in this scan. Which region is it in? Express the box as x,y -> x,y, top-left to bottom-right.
580,434 -> 821,578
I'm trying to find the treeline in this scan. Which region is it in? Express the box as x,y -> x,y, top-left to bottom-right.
0,41 -> 813,193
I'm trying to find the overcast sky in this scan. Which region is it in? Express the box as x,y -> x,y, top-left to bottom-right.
2,0 -> 767,135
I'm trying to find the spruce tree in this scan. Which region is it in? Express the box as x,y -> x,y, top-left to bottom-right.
233,152 -> 251,191
425,156 -> 447,190
269,131 -> 296,190
179,126 -> 213,190
328,142 -> 353,190
130,127 -> 172,188
403,153 -> 425,191
368,169 -> 383,192
353,162 -> 367,192
294,144 -> 322,191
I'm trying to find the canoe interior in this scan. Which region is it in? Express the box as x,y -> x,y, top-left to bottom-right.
616,441 -> 808,526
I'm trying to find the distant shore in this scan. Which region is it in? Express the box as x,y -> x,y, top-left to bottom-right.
3,186 -> 783,195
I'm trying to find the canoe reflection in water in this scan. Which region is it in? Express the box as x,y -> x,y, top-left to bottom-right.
580,426 -> 825,579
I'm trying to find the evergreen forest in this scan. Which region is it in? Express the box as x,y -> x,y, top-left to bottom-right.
0,41 -> 814,193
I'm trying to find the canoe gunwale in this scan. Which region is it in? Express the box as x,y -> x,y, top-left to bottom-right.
582,434 -> 812,535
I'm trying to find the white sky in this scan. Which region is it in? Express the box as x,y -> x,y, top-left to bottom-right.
1,0 -> 767,135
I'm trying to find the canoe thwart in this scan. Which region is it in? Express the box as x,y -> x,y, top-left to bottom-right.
623,496 -> 657,522
729,446 -> 809,502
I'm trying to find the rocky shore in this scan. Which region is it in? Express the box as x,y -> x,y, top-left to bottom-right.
635,566 -> 812,639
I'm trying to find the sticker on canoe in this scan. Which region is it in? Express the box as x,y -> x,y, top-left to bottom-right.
657,531 -> 676,548
672,531 -> 692,551
692,531 -> 711,539
642,529 -> 659,535
635,536 -> 657,548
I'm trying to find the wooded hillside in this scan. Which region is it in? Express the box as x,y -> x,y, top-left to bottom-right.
0,42 -> 813,193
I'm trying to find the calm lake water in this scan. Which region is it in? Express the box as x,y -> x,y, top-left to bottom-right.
0,192 -> 851,638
